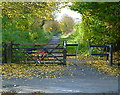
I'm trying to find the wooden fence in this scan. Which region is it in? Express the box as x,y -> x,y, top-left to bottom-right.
2,40 -> 119,66
88,39 -> 120,66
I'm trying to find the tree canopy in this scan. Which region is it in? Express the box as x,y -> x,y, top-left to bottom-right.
69,2 -> 120,48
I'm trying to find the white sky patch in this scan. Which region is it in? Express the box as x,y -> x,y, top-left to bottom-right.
55,7 -> 82,23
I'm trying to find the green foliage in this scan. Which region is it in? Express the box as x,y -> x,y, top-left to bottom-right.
70,2 -> 120,45
0,32 -> 2,44
2,26 -> 50,44
60,23 -> 89,56
2,2 -> 59,44
61,2 -> 120,55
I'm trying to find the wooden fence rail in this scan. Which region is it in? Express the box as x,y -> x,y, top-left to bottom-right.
88,39 -> 113,66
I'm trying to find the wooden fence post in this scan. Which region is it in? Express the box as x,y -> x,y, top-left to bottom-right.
7,42 -> 12,63
106,45 -> 109,61
63,41 -> 67,65
87,39 -> 93,64
109,45 -> 113,66
3,43 -> 7,63
88,39 -> 92,57
76,40 -> 80,56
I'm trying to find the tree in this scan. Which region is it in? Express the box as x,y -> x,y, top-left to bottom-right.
69,2 -> 120,48
43,20 -> 60,33
59,15 -> 74,33
2,2 -> 60,43
2,2 -> 59,31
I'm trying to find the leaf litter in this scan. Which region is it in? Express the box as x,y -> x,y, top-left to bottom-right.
2,63 -> 69,79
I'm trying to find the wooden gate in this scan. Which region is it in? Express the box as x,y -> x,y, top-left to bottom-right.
2,41 -> 79,65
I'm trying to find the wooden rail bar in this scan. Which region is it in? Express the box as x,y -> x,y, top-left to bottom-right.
12,48 -> 64,49
52,52 -> 63,53
47,56 -> 63,57
90,45 -> 109,47
12,51 -> 28,53
43,59 -> 63,61
66,44 -> 78,46
91,53 -> 109,56
12,55 -> 28,57
12,55 -> 64,58
12,43 -> 62,46
66,54 -> 76,56
13,51 -> 63,53
39,62 -> 63,64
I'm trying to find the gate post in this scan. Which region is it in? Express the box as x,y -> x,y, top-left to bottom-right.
106,45 -> 109,61
76,40 -> 80,56
109,45 -> 113,66
3,43 -> 7,63
63,41 -> 67,65
7,42 -> 12,63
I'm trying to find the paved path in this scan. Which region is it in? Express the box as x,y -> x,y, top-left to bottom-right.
1,36 -> 119,93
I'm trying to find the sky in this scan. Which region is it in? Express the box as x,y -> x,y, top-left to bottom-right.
54,3 -> 82,23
